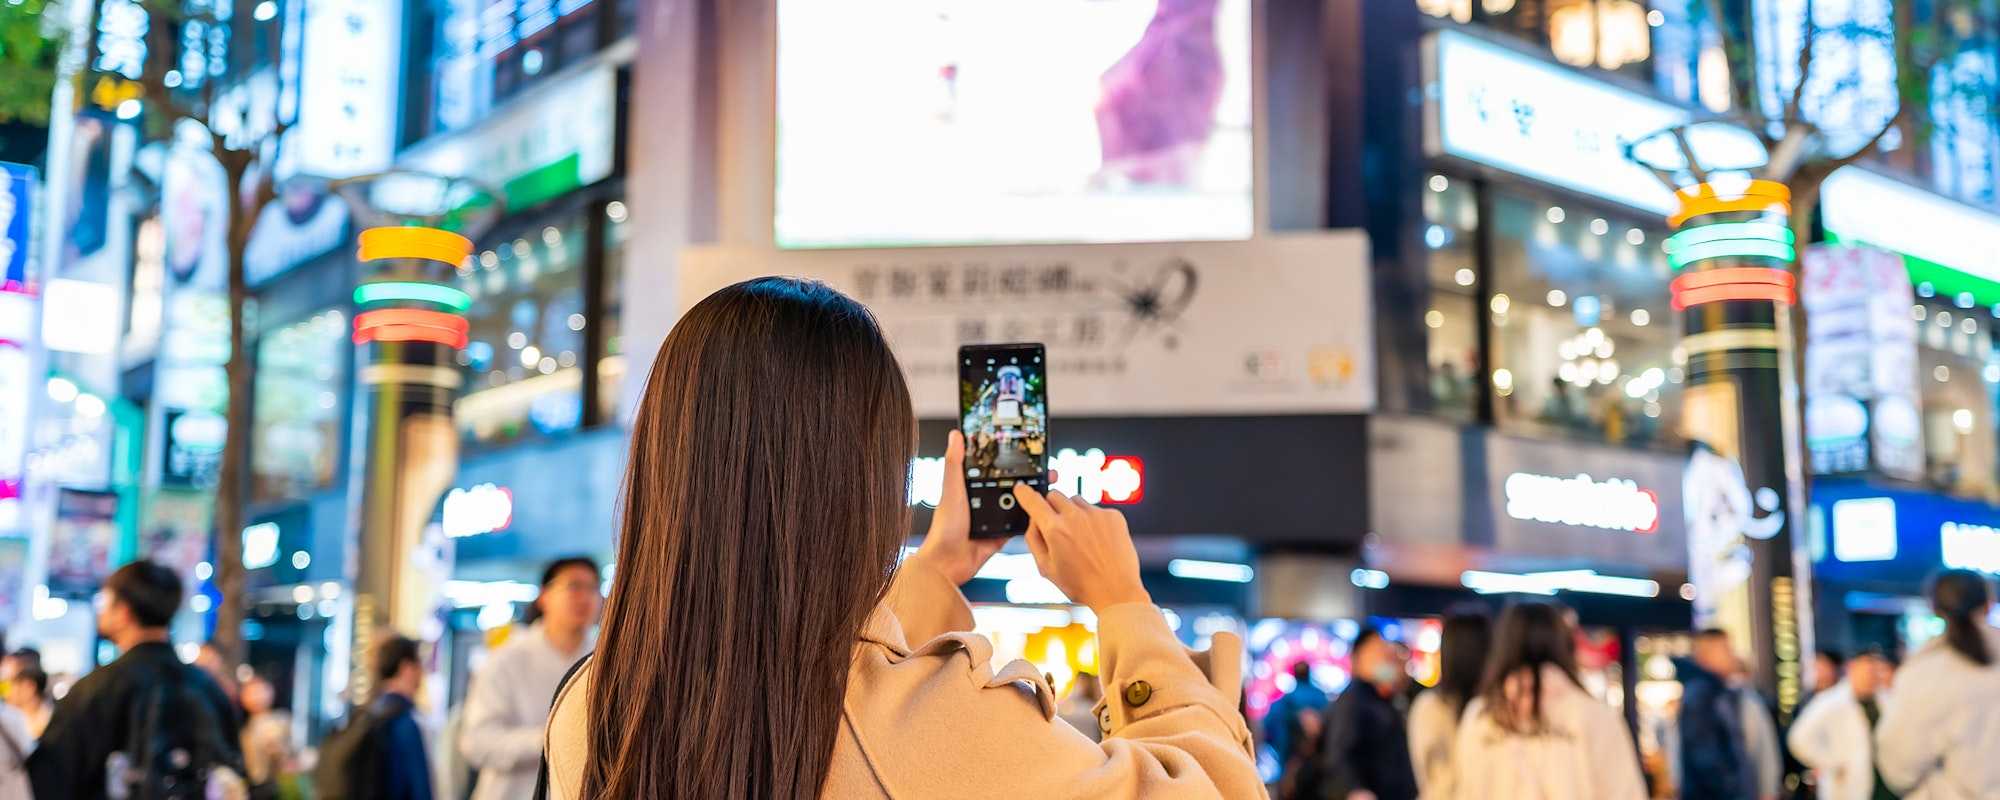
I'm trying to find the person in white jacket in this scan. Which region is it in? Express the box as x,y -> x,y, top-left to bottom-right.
1450,601 -> 1646,800
1875,569 -> 2000,800
460,556 -> 601,800
1787,649 -> 1892,800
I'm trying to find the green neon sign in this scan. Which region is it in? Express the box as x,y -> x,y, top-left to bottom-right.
353,281 -> 474,312
1663,221 -> 1794,253
1667,238 -> 1797,271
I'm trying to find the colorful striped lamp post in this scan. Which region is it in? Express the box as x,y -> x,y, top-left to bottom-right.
1668,179 -> 1812,720
347,225 -> 473,704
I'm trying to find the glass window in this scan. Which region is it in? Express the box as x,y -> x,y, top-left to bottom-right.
1915,300 -> 1998,497
251,309 -> 348,502
1486,189 -> 1681,448
1423,175 -> 1480,419
597,199 -> 629,421
454,213 -> 588,446
413,0 -> 614,140
1416,0 -> 1730,111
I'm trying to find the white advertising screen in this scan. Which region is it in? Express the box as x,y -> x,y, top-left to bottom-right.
775,0 -> 1254,248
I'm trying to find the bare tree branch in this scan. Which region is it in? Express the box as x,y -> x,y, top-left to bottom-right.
1624,139 -> 1686,193
1785,0 -> 1816,125
1763,122 -> 1814,181
1823,102 -> 1910,173
1670,126 -> 1710,184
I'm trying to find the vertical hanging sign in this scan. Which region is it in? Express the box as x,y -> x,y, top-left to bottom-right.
294,0 -> 403,177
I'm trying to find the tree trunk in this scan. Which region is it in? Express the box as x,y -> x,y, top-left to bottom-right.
210,155 -> 256,664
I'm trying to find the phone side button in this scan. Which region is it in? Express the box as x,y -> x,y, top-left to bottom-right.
997,494 -> 1016,510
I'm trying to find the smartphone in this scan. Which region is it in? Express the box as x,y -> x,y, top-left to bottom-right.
959,343 -> 1048,538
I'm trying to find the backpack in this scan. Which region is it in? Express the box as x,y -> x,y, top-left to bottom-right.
312,705 -> 389,800
112,665 -> 247,800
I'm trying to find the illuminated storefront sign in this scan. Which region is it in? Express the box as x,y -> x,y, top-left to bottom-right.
1503,471 -> 1660,533
1942,521 -> 2000,576
909,447 -> 1144,507
0,163 -> 35,287
1830,497 -> 1898,562
1425,28 -> 1763,215
1821,167 -> 2000,307
294,0 -> 401,177
443,483 -> 513,538
397,65 -> 616,211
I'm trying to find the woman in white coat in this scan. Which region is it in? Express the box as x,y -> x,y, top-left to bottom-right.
1449,601 -> 1646,800
1786,650 -> 1892,800
1875,569 -> 2000,800
1407,607 -> 1490,800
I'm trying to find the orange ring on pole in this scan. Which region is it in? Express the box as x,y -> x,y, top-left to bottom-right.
357,226 -> 475,267
354,308 -> 469,336
1669,180 -> 1793,228
1669,267 -> 1795,294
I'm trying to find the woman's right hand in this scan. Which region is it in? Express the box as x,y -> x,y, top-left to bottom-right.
1012,483 -> 1151,612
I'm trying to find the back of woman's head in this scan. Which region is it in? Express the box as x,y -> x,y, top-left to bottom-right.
1478,601 -> 1579,735
1929,568 -> 1995,667
584,278 -> 914,799
1434,605 -> 1493,715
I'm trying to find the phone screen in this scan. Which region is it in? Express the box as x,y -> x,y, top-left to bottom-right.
959,343 -> 1047,538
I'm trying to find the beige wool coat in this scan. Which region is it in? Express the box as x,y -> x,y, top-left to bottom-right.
544,561 -> 1265,798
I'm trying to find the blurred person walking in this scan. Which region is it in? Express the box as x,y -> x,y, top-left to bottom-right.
3,667 -> 50,741
1264,661 -> 1326,798
238,674 -> 296,800
1875,569 -> 2000,800
1676,628 -> 1758,800
1736,659 -> 1784,800
460,557 -> 599,800
1407,607 -> 1491,800
1448,601 -> 1644,800
1787,649 -> 1894,800
1309,627 -> 1418,800
540,279 -> 1259,798
0,695 -> 28,800
27,561 -> 245,799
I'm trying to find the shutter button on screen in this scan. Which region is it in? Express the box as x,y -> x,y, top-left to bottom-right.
998,494 -> 1016,510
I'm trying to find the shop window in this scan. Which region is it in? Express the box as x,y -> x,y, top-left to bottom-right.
1423,175 -> 1480,419
251,310 -> 348,502
1486,189 -> 1680,448
455,212 -> 589,446
412,0 -> 617,141
598,200 -> 629,422
1914,299 -> 1999,498
1416,0 -> 1729,111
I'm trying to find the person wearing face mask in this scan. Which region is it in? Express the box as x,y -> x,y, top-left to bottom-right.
1306,627 -> 1418,800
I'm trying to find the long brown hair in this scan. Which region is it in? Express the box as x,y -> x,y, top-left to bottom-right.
1929,568 -> 1994,666
581,278 -> 914,798
1476,601 -> 1581,735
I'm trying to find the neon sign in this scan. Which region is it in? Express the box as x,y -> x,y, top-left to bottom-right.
908,447 -> 1144,507
1504,471 -> 1660,533
1942,521 -> 2000,576
442,483 -> 513,538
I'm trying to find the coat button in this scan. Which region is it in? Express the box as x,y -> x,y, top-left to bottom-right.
1123,680 -> 1153,707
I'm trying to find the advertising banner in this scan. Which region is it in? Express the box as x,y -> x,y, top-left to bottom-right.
47,488 -> 119,598
1801,245 -> 1923,479
679,233 -> 1375,417
141,489 -> 212,589
0,162 -> 35,287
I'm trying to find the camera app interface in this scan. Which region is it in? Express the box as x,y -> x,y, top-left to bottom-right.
956,350 -> 1040,488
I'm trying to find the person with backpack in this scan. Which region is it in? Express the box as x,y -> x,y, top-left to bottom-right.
316,636 -> 433,800
27,560 -> 245,799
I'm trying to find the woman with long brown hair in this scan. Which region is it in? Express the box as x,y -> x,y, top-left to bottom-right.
542,278 -> 1259,798
1447,601 -> 1643,800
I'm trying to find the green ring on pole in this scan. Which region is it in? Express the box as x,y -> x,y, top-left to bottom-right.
353,281 -> 474,312
1663,221 -> 1795,254
1668,239 -> 1797,271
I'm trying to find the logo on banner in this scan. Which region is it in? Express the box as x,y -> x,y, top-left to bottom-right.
1504,472 -> 1660,533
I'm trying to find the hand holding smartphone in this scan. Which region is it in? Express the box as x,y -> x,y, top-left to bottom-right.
958,344 -> 1047,538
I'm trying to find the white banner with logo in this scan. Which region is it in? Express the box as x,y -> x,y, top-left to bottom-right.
679,233 -> 1374,417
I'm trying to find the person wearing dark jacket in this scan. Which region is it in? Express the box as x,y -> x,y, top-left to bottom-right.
1312,628 -> 1418,800
28,560 -> 244,799
1676,629 -> 1756,800
373,635 -> 434,800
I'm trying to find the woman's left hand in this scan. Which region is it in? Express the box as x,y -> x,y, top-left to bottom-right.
911,430 -> 1009,585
